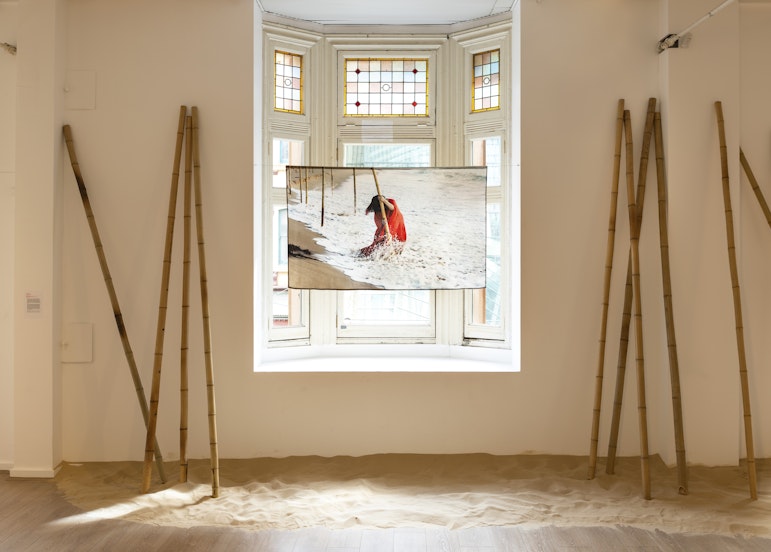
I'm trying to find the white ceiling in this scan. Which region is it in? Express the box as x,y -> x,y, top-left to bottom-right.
257,0 -> 516,26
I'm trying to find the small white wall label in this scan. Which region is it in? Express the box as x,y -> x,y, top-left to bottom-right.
25,291 -> 42,317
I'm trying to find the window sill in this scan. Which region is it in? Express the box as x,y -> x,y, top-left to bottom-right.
255,343 -> 518,373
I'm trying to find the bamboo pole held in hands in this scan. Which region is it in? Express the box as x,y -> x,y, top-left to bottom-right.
623,109 -> 651,500
714,101 -> 758,500
142,105 -> 187,493
179,115 -> 193,483
370,168 -> 392,241
63,125 -> 167,484
739,149 -> 771,230
606,98 -> 656,476
588,99 -> 624,480
192,106 -> 221,498
653,112 -> 688,495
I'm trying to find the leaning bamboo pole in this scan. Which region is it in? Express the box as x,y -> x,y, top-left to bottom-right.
179,114 -> 193,483
192,106 -> 220,498
370,168 -> 392,241
606,99 -> 656,476
142,105 -> 186,493
714,101 -> 757,500
353,168 -> 357,213
653,112 -> 688,495
63,125 -> 167,484
588,99 -> 624,480
623,109 -> 651,500
605,254 -> 632,475
321,168 -> 325,226
739,149 -> 771,230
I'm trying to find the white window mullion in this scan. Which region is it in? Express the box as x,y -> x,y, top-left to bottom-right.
309,290 -> 337,345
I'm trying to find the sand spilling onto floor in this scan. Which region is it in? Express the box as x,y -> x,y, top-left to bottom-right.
55,454 -> 771,536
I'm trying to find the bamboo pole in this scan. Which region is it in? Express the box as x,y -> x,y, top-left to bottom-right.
142,105 -> 186,493
62,125 -> 167,484
179,114 -> 193,483
192,106 -> 220,498
740,149 -> 771,229
588,99 -> 624,480
715,101 -> 757,500
321,168 -> 325,226
353,168 -> 357,213
605,255 -> 632,475
370,168 -> 392,241
606,98 -> 656,476
623,109 -> 651,500
653,112 -> 688,495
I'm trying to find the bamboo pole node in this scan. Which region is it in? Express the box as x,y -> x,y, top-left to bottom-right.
714,101 -> 757,500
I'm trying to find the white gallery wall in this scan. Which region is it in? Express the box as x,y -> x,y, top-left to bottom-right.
738,2 -> 771,461
3,0 -> 771,475
0,1 -> 18,470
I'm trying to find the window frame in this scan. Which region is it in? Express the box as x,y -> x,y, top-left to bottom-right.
261,28 -> 318,346
334,46 -> 440,128
259,17 -> 517,362
266,136 -> 311,343
463,132 -> 508,342
454,26 -> 513,346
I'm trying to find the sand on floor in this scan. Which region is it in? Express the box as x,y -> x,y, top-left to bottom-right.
54,454 -> 771,537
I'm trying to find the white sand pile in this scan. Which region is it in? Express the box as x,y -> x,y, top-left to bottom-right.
55,454 -> 771,536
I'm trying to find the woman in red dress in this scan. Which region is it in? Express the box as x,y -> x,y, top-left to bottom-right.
359,195 -> 407,257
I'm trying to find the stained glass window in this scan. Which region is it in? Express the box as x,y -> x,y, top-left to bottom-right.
344,58 -> 428,117
275,51 -> 303,114
472,49 -> 500,113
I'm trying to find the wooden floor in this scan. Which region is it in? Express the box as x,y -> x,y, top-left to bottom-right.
2,471 -> 771,551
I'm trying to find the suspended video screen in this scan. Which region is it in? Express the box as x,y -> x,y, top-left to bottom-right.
286,166 -> 487,290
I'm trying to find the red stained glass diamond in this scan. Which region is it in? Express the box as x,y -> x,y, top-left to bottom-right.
355,101 -> 361,107
355,69 -> 361,74
412,68 -> 418,74
412,101 -> 417,107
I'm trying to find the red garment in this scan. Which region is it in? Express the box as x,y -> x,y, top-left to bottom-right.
372,198 -> 406,242
360,198 -> 406,256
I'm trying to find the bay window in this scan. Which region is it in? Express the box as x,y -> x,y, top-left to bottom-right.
259,16 -> 515,363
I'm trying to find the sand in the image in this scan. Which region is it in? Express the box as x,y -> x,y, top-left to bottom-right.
55,454 -> 771,537
288,219 -> 379,290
